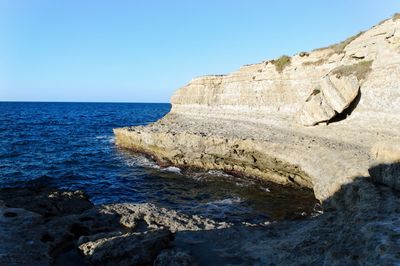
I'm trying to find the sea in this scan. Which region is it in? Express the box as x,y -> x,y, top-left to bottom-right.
0,102 -> 319,223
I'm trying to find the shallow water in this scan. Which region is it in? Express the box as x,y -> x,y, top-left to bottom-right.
0,102 -> 319,223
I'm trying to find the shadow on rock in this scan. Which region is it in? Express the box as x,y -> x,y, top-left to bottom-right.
1,163 -> 400,265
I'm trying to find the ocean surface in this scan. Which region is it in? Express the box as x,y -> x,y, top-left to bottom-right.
0,102 -> 319,223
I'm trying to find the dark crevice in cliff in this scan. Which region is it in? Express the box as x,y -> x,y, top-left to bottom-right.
328,89 -> 362,124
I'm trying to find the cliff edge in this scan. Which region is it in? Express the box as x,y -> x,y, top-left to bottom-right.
114,15 -> 400,201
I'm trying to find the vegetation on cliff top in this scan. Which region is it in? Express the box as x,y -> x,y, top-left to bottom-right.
302,58 -> 327,67
273,55 -> 291,73
331,60 -> 373,81
314,31 -> 364,54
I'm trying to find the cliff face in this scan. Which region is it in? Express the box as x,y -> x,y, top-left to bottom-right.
171,17 -> 400,127
114,16 -> 400,201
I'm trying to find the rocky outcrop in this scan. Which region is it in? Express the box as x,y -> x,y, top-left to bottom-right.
0,187 -> 229,266
2,181 -> 400,265
114,15 -> 400,202
298,74 -> 360,126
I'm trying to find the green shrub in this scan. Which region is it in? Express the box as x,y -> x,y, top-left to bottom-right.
273,55 -> 291,73
302,58 -> 326,67
393,13 -> 400,21
305,87 -> 321,102
313,31 -> 364,54
331,60 -> 373,81
330,31 -> 364,54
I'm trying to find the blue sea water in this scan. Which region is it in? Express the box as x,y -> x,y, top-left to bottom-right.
0,102 -> 318,223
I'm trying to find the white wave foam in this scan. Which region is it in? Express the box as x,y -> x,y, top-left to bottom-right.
259,186 -> 271,193
161,166 -> 182,174
96,135 -> 115,143
206,170 -> 234,178
125,155 -> 160,169
206,197 -> 242,206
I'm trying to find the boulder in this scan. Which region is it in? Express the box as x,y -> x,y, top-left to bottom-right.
298,74 -> 360,126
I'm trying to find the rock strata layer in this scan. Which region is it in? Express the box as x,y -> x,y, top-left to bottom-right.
114,15 -> 400,201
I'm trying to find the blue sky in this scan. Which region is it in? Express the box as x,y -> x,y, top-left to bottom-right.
0,1 -> 399,103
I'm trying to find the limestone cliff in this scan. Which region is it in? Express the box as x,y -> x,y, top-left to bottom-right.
114,15 -> 400,201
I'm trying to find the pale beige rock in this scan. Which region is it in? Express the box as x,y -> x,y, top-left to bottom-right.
371,141 -> 400,163
298,74 -> 360,126
325,74 -> 359,113
297,84 -> 336,126
369,141 -> 400,191
114,16 -> 400,201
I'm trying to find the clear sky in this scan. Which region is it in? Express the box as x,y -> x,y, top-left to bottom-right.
0,1 -> 399,103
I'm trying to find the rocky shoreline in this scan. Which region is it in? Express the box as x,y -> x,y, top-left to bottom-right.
2,14 -> 400,266
110,14 -> 400,265
1,175 -> 400,265
114,15 -> 400,202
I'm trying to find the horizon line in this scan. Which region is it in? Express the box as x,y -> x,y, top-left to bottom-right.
0,100 -> 171,104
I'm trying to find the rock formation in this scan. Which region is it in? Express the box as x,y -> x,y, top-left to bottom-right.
2,181 -> 400,265
115,15 -> 400,201
0,187 -> 228,265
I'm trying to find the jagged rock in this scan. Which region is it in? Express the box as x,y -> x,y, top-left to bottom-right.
78,230 -> 173,266
0,187 -> 230,266
100,203 -> 230,233
0,187 -> 93,217
2,184 -> 400,265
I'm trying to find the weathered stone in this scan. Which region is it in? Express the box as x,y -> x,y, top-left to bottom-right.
297,85 -> 336,126
100,203 -> 229,233
369,141 -> 400,190
324,74 -> 359,113
78,230 -> 173,266
114,15 -> 400,202
2,183 -> 400,265
298,74 -> 360,126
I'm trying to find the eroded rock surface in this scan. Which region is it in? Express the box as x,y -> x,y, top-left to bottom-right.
114,15 -> 400,201
78,230 -> 173,266
2,182 -> 400,265
0,187 -> 229,266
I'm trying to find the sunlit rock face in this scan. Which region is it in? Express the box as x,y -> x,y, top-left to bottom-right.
170,17 -> 400,127
115,16 -> 400,201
